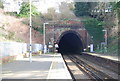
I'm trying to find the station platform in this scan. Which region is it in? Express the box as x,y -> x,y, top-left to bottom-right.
2,53 -> 72,79
83,52 -> 119,62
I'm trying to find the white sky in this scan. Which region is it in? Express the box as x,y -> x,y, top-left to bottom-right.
33,0 -> 119,13
34,0 -> 74,13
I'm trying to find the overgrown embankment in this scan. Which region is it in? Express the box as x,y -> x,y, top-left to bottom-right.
0,9 -> 43,43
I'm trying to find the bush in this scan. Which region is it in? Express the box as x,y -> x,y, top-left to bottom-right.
17,2 -> 39,17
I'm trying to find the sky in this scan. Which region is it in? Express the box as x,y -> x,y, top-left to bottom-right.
2,0 -> 74,13
33,0 -> 74,13
2,0 -> 118,13
29,0 -> 119,13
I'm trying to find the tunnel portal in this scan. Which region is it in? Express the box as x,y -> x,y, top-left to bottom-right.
57,31 -> 83,54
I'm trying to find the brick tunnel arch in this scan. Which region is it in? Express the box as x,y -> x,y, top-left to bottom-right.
57,30 -> 84,54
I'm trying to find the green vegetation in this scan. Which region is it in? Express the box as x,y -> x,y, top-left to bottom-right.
95,43 -> 118,56
107,36 -> 119,56
74,2 -> 91,16
107,44 -> 118,56
0,1 -> 3,9
17,2 -> 39,17
5,12 -> 18,16
73,2 -> 118,55
74,2 -> 105,48
7,32 -> 15,40
107,1 -> 119,56
0,25 -> 23,42
74,2 -> 95,17
16,2 -> 43,34
0,31 -> 23,42
21,16 -> 43,34
82,18 -> 104,46
112,1 -> 120,23
32,25 -> 43,34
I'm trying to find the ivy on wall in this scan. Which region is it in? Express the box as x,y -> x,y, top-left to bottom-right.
82,18 -> 104,46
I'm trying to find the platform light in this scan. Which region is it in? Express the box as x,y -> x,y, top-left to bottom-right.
29,0 -> 32,63
102,29 -> 107,46
43,23 -> 49,54
88,45 -> 90,48
102,29 -> 107,52
102,29 -> 107,32
55,44 -> 59,48
83,49 -> 86,51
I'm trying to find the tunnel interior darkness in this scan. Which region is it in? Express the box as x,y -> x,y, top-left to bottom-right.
58,32 -> 83,54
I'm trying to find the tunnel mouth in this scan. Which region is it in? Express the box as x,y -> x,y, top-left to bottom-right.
57,31 -> 83,54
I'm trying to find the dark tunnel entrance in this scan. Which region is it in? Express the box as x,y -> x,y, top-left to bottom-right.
58,31 -> 83,54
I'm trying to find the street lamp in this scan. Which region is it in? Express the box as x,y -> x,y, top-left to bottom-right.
43,21 -> 58,54
43,23 -> 49,54
102,29 -> 107,46
89,36 -> 94,52
91,36 -> 93,43
29,0 -> 32,62
102,29 -> 107,52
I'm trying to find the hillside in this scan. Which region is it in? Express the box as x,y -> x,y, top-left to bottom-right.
0,9 -> 43,44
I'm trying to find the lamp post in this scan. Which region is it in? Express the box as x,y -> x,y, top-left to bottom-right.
102,29 -> 107,46
29,0 -> 32,62
89,36 -> 94,52
102,29 -> 107,52
43,23 -> 49,54
43,21 -> 57,54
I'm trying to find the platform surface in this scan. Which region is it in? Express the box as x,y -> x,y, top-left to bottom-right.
84,52 -> 119,62
2,54 -> 72,79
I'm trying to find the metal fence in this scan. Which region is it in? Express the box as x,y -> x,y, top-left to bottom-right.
0,42 -> 43,58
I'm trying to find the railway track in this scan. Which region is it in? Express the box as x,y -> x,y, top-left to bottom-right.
63,54 -> 118,81
81,53 -> 119,74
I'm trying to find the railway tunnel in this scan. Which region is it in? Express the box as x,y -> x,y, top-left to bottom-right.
57,31 -> 84,54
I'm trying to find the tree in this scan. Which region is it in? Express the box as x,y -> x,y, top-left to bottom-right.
17,2 -> 39,17
0,1 -> 3,9
112,1 -> 120,23
43,7 -> 56,20
59,2 -> 75,19
74,2 -> 92,17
